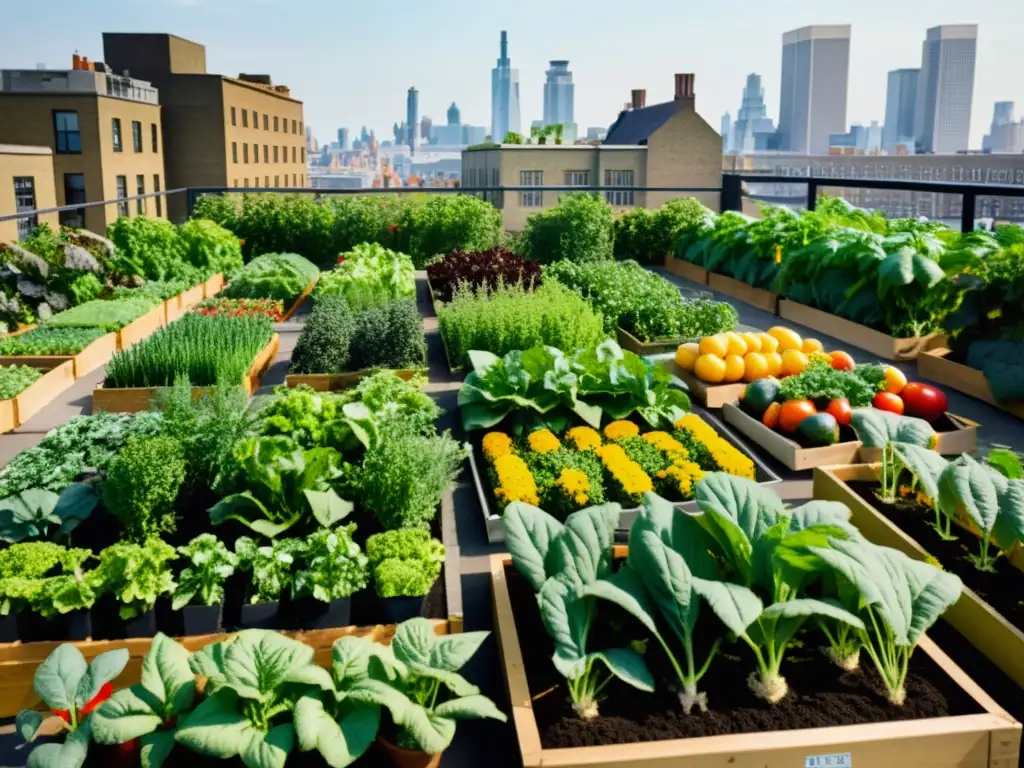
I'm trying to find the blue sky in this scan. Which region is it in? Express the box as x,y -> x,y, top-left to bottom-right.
3,0 -> 1023,147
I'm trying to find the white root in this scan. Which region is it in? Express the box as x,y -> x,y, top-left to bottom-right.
572,699 -> 600,720
747,671 -> 788,704
888,686 -> 907,707
678,685 -> 709,715
821,645 -> 861,672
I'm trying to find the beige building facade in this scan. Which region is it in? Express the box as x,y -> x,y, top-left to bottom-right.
0,145 -> 58,243
0,67 -> 166,234
463,73 -> 722,231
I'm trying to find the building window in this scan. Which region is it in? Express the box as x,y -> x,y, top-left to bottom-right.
232,142 -> 238,163
153,175 -> 162,216
13,177 -> 37,241
564,171 -> 590,187
292,119 -> 297,134
301,174 -> 304,186
244,178 -> 249,188
293,173 -> 297,186
243,144 -> 249,163
151,123 -> 158,153
116,175 -> 128,217
265,176 -> 269,187
281,176 -> 287,188
263,145 -> 268,163
253,110 -> 259,129
263,114 -> 268,130
242,110 -> 248,128
60,173 -> 86,228
301,148 -> 305,163
254,143 -> 260,163
231,107 -> 237,126
136,174 -> 146,214
233,179 -> 238,188
274,146 -> 279,163
520,171 -> 543,207
604,170 -> 635,206
54,111 -> 82,154
112,118 -> 123,152
274,116 -> 279,132
131,121 -> 142,152
274,175 -> 280,186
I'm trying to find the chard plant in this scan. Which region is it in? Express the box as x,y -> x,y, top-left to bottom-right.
16,645 -> 129,768
504,501 -> 655,719
172,534 -> 239,609
92,634 -> 195,768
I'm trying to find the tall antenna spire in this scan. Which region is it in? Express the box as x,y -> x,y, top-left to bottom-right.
500,30 -> 508,61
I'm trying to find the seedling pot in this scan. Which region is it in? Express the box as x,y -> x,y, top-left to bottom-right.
237,600 -> 281,630
182,603 -> 223,636
376,736 -> 442,768
0,614 -> 17,643
18,610 -> 92,643
122,608 -> 157,639
377,595 -> 425,625
290,596 -> 352,630
86,739 -> 140,768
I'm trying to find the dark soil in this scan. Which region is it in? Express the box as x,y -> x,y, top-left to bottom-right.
505,565 -> 980,749
846,480 -> 1024,633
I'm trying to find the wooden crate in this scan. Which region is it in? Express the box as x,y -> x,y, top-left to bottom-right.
666,363 -> 748,409
918,348 -> 1024,420
202,273 -> 225,299
285,368 -> 420,392
779,300 -> 943,361
93,334 -> 280,413
708,272 -> 779,314
490,551 -> 1021,768
663,256 -> 709,285
723,402 -> 863,471
116,305 -> 166,351
0,332 -> 116,379
617,326 -> 691,356
815,464 -> 1024,691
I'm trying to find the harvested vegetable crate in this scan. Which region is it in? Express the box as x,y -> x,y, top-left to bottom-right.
917,347 -> 1024,420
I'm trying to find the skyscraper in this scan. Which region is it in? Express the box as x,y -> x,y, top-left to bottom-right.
337,127 -> 350,151
882,68 -> 919,151
776,25 -> 851,154
983,101 -> 1024,153
730,73 -> 775,153
406,87 -> 419,154
447,102 -> 461,126
720,112 -> 732,152
491,30 -> 521,141
914,25 -> 977,154
421,116 -> 433,144
543,60 -> 574,131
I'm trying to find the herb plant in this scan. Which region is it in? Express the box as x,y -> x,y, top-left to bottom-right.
520,192 -> 614,263
365,529 -> 445,598
102,435 -> 186,542
292,525 -> 369,602
348,299 -> 427,370
235,537 -> 300,604
398,194 -> 503,267
223,252 -> 319,300
44,297 -> 156,331
288,296 -> 356,374
172,534 -> 239,610
777,360 -> 883,407
108,216 -> 192,282
176,218 -> 244,277
0,364 -> 43,399
315,242 -> 416,311
110,279 -> 190,303
613,198 -> 712,264
93,538 -> 177,619
426,246 -> 541,303
0,326 -> 107,356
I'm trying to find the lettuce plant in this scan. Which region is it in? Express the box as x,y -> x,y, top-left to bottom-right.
172,534 -> 239,609
235,537 -> 300,604
292,525 -> 369,602
504,502 -> 654,719
16,645 -> 129,768
92,634 -> 196,768
0,484 -> 98,544
92,538 -> 177,619
366,529 -> 445,599
850,409 -> 937,504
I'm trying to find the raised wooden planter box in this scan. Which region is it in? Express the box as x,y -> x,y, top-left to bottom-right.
617,326 -> 691,356
0,332 -> 116,379
93,334 -> 280,413
0,361 -> 76,434
202,272 -> 225,299
426,274 -> 441,314
815,464 -> 1024,693
115,304 -> 166,351
663,255 -> 709,285
178,282 -> 205,312
490,550 -> 1021,768
918,347 -> 1024,420
280,278 -> 318,322
779,299 -> 942,361
163,296 -> 184,325
285,368 -> 420,392
708,272 -> 779,314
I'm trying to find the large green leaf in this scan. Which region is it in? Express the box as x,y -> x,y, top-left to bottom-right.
992,480 -> 1024,551
786,501 -> 856,534
305,490 -> 353,529
433,695 -> 508,722
428,631 -> 490,673
294,696 -> 379,768
892,443 -> 949,503
75,649 -> 129,711
589,648 -> 654,692
628,528 -> 701,642
690,577 -> 762,637
92,688 -> 163,745
503,503 -> 565,593
547,504 -> 620,590
393,703 -> 456,755
240,723 -> 294,768
15,710 -> 42,743
33,645 -> 87,713
331,636 -> 404,684
850,409 -> 936,449
582,566 -> 660,637
222,631 -> 316,702
538,576 -> 591,679
695,473 -> 785,545
140,731 -> 176,768
937,454 -> 999,539
390,618 -> 436,668
139,633 -> 194,717
175,691 -> 251,758
27,719 -> 91,768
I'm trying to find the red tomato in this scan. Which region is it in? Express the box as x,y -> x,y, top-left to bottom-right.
829,350 -> 856,372
901,382 -> 948,422
825,398 -> 853,426
873,391 -> 905,415
778,400 -> 817,432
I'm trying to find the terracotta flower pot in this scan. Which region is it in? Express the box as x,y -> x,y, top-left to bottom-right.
376,736 -> 442,768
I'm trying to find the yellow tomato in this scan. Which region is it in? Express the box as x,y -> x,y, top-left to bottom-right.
764,352 -> 783,377
694,354 -> 727,384
780,349 -> 809,377
675,343 -> 700,372
758,333 -> 780,353
723,354 -> 746,383
809,351 -> 833,366
802,338 -> 824,354
884,366 -> 908,394
743,352 -> 770,382
739,332 -> 762,354
724,332 -> 748,356
699,334 -> 729,358
769,326 -> 803,352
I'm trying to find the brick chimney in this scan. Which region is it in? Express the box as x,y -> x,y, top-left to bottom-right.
631,89 -> 647,109
674,73 -> 695,100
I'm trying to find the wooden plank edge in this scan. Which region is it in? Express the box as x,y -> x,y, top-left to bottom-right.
440,485 -> 463,632
14,361 -> 75,425
707,272 -> 779,314
280,277 -> 319,322
284,368 -> 421,392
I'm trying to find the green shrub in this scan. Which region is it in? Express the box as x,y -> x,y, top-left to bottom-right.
397,194 -> 502,268
349,299 -> 426,371
437,281 -> 605,367
67,273 -> 104,305
521,192 -> 614,263
102,435 -> 186,542
0,326 -> 107,356
107,216 -> 197,282
365,528 -> 444,598
613,198 -> 712,263
314,242 -> 415,312
104,313 -> 273,388
233,194 -> 336,263
177,219 -> 244,277
222,252 -> 319,300
191,194 -> 239,230
43,297 -> 157,331
0,365 -> 43,400
289,296 -> 356,374
330,196 -> 402,254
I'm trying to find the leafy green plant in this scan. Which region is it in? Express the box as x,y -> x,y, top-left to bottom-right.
613,198 -> 712,264
235,536 -> 301,604
314,242 -> 415,312
330,195 -> 403,255
103,435 -> 186,542
108,217 -> 196,282
777,360 -> 882,406
0,364 -> 43,399
172,534 -> 239,610
223,252 -> 319,300
426,247 -> 541,303
232,193 -> 337,264
93,538 -> 177,619
209,435 -> 353,538
504,502 -> 654,719
292,525 -> 369,602
16,645 -> 129,768
0,484 -> 98,544
44,297 -> 156,331
0,542 -> 91,616
521,193 -> 614,263
289,296 -> 356,374
397,194 -> 502,268
0,326 -> 107,356
366,529 -> 445,598
176,218 -> 244,277
349,299 -> 427,370
341,371 -> 440,437
191,194 -> 239,230
437,281 -> 605,368
109,279 -> 190,304
105,313 -> 273,388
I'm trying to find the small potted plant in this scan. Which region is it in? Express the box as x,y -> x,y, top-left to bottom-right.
366,529 -> 445,624
0,542 -> 95,643
16,644 -> 129,768
172,534 -> 239,635
91,538 -> 177,639
23,551 -> 98,643
234,536 -> 298,629
290,525 -> 368,629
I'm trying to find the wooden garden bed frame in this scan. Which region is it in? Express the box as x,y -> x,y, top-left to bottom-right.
662,255 -> 709,286
708,272 -> 779,314
284,368 -> 421,392
616,326 -> 690,356
917,347 -> 1024,420
0,361 -> 76,434
0,332 -> 116,379
116,304 -> 166,351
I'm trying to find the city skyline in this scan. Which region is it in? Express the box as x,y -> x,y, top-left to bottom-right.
2,0 -> 1023,150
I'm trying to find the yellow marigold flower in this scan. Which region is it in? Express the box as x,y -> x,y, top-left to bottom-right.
657,460 -> 705,499
527,429 -> 561,454
596,443 -> 653,498
565,426 -> 602,452
604,420 -> 640,440
493,454 -> 539,507
555,468 -> 591,506
676,414 -> 756,480
482,432 -> 513,463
